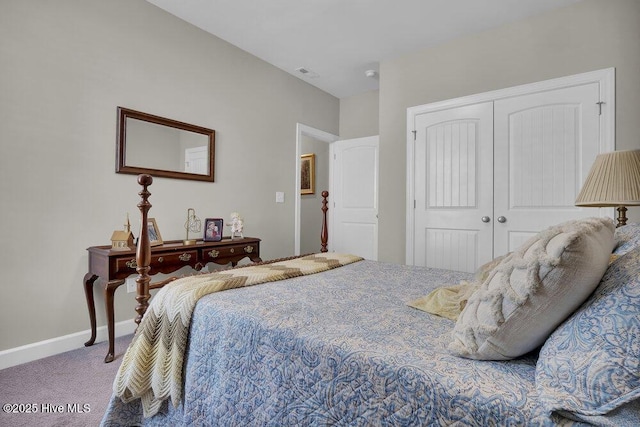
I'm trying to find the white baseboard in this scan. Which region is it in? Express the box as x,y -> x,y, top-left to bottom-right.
0,320 -> 137,370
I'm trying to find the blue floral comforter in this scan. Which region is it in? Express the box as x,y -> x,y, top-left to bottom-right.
101,260 -> 579,426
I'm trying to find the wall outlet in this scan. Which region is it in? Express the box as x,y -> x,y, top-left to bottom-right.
275,191 -> 285,203
126,277 -> 136,293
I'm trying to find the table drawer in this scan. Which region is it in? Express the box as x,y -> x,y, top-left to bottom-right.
202,243 -> 258,262
114,256 -> 140,274
151,251 -> 199,271
115,250 -> 199,273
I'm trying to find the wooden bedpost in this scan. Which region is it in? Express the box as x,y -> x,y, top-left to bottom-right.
321,191 -> 329,253
135,174 -> 153,325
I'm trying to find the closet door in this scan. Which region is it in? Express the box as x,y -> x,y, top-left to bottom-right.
413,102 -> 494,272
493,83 -> 601,256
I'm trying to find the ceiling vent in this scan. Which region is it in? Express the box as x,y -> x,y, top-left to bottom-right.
295,67 -> 319,78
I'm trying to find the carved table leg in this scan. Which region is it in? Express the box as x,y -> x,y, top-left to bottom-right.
83,273 -> 99,347
104,280 -> 125,363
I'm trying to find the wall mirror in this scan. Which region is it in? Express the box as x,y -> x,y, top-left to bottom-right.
116,107 -> 215,182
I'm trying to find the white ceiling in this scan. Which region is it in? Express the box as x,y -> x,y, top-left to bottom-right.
145,0 -> 582,99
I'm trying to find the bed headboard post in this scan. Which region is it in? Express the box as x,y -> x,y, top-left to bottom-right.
134,174 -> 153,325
321,190 -> 329,252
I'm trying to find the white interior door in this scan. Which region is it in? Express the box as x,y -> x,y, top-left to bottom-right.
184,146 -> 208,174
493,83 -> 602,256
413,103 -> 494,272
331,136 -> 379,260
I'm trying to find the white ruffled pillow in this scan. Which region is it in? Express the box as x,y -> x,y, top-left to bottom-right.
449,217 -> 615,360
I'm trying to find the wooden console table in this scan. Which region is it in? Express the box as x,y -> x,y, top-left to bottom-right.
83,237 -> 261,362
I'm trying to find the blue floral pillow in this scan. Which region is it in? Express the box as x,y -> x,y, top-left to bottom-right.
535,247 -> 640,422
613,223 -> 640,256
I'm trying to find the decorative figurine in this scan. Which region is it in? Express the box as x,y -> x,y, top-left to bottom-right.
228,212 -> 244,239
111,213 -> 134,250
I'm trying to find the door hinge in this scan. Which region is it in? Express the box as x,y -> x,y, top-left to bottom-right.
414,200 -> 416,209
596,101 -> 605,115
412,130 -> 417,140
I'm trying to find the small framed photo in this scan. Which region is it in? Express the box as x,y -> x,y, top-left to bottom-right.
204,218 -> 223,242
300,153 -> 315,195
147,218 -> 163,246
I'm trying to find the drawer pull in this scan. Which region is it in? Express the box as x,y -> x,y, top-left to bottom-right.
208,249 -> 220,258
179,253 -> 192,262
126,259 -> 137,269
230,248 -> 235,253
157,257 -> 164,263
244,246 -> 254,254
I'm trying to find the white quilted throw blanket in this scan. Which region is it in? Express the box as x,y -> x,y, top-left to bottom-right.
113,253 -> 363,417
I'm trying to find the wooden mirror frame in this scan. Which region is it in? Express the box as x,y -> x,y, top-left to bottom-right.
116,107 -> 215,182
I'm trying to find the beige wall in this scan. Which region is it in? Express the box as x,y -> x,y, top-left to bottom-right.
339,90 -> 379,139
378,0 -> 640,264
0,0 -> 338,351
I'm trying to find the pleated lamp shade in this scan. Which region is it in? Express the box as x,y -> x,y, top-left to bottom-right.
575,149 -> 640,226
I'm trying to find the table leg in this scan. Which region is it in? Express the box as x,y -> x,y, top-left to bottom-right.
83,274 -> 99,347
103,280 -> 124,363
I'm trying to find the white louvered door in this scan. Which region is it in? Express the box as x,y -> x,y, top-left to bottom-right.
413,102 -> 494,272
493,83 -> 601,255
412,82 -> 602,273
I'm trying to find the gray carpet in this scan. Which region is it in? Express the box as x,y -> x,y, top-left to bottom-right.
0,334 -> 133,427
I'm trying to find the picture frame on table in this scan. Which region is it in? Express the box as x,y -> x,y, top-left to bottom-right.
300,153 -> 315,195
147,218 -> 163,246
204,218 -> 224,242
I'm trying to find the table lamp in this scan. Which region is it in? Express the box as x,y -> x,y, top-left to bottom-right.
575,149 -> 640,227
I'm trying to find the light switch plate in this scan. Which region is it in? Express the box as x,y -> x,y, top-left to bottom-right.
126,277 -> 136,293
275,192 -> 285,203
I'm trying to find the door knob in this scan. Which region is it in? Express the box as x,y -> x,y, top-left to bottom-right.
481,216 -> 491,223
497,216 -> 507,223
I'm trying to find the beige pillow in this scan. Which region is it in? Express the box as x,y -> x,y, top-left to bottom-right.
474,253 -> 510,283
449,217 -> 615,360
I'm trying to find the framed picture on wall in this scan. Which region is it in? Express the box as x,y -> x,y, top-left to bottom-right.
203,218 -> 223,242
147,218 -> 163,246
300,153 -> 315,195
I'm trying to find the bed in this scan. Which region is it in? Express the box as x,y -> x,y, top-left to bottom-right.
101,175 -> 640,426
